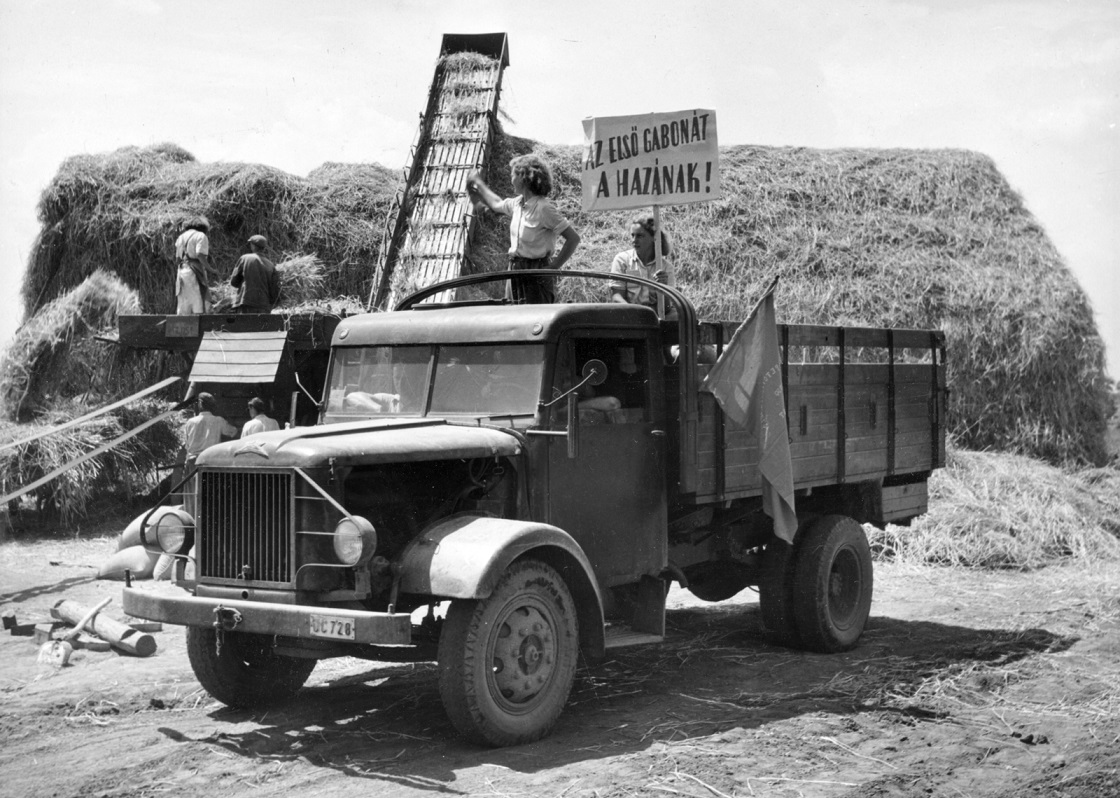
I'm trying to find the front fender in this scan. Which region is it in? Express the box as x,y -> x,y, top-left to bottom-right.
397,513 -> 606,659
397,513 -> 591,598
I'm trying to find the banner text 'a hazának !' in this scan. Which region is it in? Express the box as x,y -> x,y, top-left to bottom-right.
581,109 -> 720,212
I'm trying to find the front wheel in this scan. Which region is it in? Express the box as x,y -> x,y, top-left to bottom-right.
186,627 -> 316,709
791,515 -> 874,653
438,559 -> 579,746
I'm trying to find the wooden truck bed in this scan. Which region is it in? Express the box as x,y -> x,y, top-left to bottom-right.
670,321 -> 947,509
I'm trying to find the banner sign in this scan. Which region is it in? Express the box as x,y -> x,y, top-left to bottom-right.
581,109 -> 719,212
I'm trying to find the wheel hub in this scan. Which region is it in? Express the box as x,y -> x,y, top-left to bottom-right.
828,549 -> 861,627
492,606 -> 555,705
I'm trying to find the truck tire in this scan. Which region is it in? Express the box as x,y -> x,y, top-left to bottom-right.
791,515 -> 873,653
438,559 -> 578,746
758,539 -> 800,646
186,627 -> 316,709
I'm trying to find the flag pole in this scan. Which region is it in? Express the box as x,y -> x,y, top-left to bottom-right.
738,274 -> 782,330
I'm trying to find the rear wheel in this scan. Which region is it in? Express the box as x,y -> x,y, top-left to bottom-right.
186,627 -> 316,709
438,560 -> 578,746
791,515 -> 873,653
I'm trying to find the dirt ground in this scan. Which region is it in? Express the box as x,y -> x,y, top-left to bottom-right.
2,535 -> 1118,798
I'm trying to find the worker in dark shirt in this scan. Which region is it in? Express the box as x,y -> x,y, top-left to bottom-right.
230,234 -> 281,313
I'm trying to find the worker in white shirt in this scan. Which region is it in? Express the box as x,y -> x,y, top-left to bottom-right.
182,392 -> 237,467
241,397 -> 280,437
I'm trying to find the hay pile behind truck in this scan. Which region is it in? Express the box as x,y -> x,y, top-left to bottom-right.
2,135 -> 1114,533
1,144 -> 398,522
472,137 -> 1119,567
0,271 -> 180,525
23,145 -> 397,320
471,138 -> 1113,467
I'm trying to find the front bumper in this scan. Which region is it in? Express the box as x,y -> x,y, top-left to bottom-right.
122,587 -> 412,645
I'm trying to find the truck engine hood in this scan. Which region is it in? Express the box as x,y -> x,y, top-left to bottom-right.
196,418 -> 523,468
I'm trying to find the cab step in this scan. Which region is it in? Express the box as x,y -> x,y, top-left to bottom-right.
604,623 -> 664,649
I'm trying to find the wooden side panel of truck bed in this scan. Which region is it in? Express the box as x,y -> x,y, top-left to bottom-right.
676,322 -> 946,503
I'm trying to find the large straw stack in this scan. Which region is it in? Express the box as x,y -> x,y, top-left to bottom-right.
6,135 -> 1112,477
867,446 -> 1120,569
469,140 -> 1113,465
0,271 -> 181,522
22,144 -> 398,321
0,147 -> 400,519
0,398 -> 181,527
1,270 -> 147,421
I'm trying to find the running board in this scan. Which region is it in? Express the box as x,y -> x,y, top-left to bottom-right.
603,575 -> 667,649
604,623 -> 664,649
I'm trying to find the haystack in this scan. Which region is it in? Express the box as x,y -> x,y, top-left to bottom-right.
0,397 -> 180,525
1,270 -> 145,421
469,139 -> 1113,465
22,144 -> 398,321
867,446 -> 1120,569
9,136 -> 1113,468
0,271 -> 180,521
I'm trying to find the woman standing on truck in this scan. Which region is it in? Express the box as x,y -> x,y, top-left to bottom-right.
466,155 -> 581,304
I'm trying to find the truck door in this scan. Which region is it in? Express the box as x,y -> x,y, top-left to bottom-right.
544,331 -> 667,588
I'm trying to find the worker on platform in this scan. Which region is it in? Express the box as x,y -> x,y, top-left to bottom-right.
241,397 -> 280,437
174,217 -> 214,314
230,235 -> 281,313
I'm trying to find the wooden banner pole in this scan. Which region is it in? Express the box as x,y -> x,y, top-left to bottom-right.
653,204 -> 666,318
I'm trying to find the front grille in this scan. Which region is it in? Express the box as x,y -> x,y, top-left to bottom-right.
198,470 -> 293,584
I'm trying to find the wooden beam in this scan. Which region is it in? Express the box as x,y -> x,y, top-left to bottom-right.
0,376 -> 180,453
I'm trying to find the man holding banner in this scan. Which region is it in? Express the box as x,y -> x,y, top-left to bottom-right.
582,109 -> 719,314
609,213 -> 677,309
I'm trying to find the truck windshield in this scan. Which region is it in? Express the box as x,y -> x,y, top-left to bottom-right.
323,344 -> 544,420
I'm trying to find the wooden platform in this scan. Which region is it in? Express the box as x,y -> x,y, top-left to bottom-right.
118,313 -> 341,352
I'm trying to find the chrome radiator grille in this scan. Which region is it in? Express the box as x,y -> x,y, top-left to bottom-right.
198,470 -> 293,584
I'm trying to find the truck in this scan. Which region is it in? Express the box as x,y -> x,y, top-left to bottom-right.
123,270 -> 947,746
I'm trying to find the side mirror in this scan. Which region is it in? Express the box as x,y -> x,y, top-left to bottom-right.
581,359 -> 607,386
526,359 -> 607,457
565,359 -> 607,460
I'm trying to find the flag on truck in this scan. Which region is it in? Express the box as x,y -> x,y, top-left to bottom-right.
699,280 -> 798,542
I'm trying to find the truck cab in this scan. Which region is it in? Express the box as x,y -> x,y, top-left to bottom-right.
321,301 -> 669,587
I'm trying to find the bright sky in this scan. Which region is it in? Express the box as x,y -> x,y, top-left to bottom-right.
1,0 -> 1117,378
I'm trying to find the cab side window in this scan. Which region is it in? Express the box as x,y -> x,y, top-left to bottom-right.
552,335 -> 650,426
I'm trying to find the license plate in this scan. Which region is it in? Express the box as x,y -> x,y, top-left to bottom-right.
309,614 -> 356,640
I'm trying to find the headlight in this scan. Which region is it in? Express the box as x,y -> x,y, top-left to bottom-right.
153,509 -> 194,554
332,516 -> 376,566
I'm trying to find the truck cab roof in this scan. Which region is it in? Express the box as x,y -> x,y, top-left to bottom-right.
332,302 -> 660,347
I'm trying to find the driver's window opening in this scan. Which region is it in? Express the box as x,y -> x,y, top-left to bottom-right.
554,337 -> 650,427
